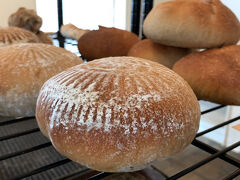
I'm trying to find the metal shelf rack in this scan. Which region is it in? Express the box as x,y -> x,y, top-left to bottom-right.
0,98 -> 239,179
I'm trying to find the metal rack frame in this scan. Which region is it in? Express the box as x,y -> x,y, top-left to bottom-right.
0,101 -> 239,180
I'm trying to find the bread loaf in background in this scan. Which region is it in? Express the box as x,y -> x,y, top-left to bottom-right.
0,43 -> 83,117
36,56 -> 200,172
128,39 -> 190,68
60,24 -> 90,40
0,27 -> 40,47
143,0 -> 240,48
78,26 -> 139,60
8,7 -> 52,44
173,45 -> 240,105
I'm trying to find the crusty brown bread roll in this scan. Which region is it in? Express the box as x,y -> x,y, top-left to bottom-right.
60,24 -> 90,40
8,7 -> 53,44
127,39 -> 190,68
143,0 -> 240,48
0,43 -> 83,117
8,7 -> 42,34
0,27 -> 40,47
36,56 -> 200,172
78,26 -> 140,60
173,45 -> 240,105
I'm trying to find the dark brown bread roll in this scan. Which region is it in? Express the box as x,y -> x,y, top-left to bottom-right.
36,56 -> 200,172
0,27 -> 40,47
143,0 -> 240,48
173,45 -> 240,105
78,26 -> 140,60
0,43 -> 83,117
128,39 -> 190,68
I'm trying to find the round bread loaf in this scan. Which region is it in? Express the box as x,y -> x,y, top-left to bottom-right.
143,0 -> 240,48
78,26 -> 139,60
173,45 -> 240,105
0,27 -> 40,47
0,43 -> 83,117
127,39 -> 190,68
36,56 -> 200,172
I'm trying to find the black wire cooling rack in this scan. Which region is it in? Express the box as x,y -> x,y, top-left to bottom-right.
0,99 -> 239,180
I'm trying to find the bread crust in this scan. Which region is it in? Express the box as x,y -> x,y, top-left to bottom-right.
128,39 -> 190,68
0,43 -> 83,117
0,27 -> 40,47
143,0 -> 240,48
36,57 -> 200,172
173,45 -> 240,105
78,26 -> 139,60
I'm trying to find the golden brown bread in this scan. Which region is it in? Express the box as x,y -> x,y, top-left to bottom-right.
8,7 -> 52,44
8,7 -> 42,33
173,45 -> 240,105
143,0 -> 240,48
0,27 -> 40,47
78,26 -> 140,60
0,43 -> 83,117
36,56 -> 200,172
60,24 -> 90,40
127,39 -> 190,68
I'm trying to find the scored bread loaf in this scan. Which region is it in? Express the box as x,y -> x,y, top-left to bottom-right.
173,45 -> 240,105
36,56 -> 200,172
0,26 -> 40,47
127,39 -> 190,68
143,0 -> 240,48
60,24 -> 90,40
0,43 -> 83,117
78,26 -> 139,60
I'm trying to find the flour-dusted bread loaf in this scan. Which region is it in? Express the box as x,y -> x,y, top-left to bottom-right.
143,0 -> 240,48
128,39 -> 190,68
78,26 -> 140,60
0,27 -> 40,47
36,56 -> 200,172
0,43 -> 83,117
173,45 -> 240,105
60,24 -> 90,40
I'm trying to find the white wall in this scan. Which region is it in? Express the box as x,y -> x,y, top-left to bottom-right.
0,0 -> 36,27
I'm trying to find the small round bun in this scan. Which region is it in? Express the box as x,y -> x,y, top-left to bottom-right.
173,45 -> 240,105
0,27 -> 40,47
78,26 -> 139,60
0,43 -> 83,117
143,0 -> 240,48
60,24 -> 90,40
36,57 -> 200,172
127,39 -> 190,68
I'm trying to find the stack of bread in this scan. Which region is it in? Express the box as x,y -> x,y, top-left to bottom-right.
143,0 -> 240,105
34,0 -> 240,173
2,0 -> 233,174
